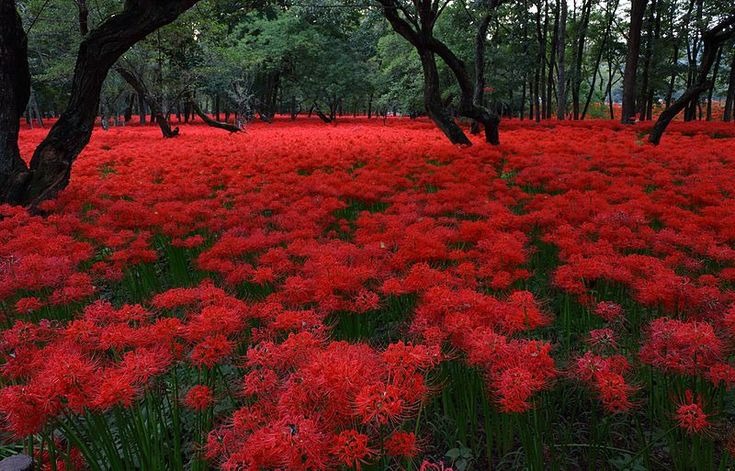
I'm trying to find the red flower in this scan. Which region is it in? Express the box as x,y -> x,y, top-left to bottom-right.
639,318 -> 723,376
331,429 -> 375,469
593,301 -> 623,322
675,390 -> 709,434
384,431 -> 418,458
190,334 -> 235,368
184,385 -> 214,411
354,383 -> 405,426
14,297 -> 44,314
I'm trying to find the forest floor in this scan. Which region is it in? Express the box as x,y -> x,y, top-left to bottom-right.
2,117 -> 735,470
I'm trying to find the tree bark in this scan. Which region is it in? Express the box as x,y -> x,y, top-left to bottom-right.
13,0 -> 200,207
621,0 -> 648,123
0,0 -> 31,204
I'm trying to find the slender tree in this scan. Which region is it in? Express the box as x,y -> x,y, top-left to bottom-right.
621,0 -> 648,124
556,0 -> 567,120
725,44 -> 735,122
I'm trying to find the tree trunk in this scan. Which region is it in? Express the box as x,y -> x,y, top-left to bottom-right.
182,101 -> 190,123
572,0 -> 592,119
75,0 -> 89,36
28,88 -> 44,128
520,77 -> 527,120
531,0 -> 544,122
138,91 -> 147,124
290,95 -> 300,120
312,102 -> 332,124
190,99 -> 241,132
539,0 -> 549,119
556,0 -> 567,120
636,0 -> 656,121
546,0 -> 559,119
124,92 -> 135,123
621,0 -> 647,123
0,0 -> 31,204
724,45 -> 735,122
471,11 -> 493,134
418,49 -> 471,145
607,51 -> 615,119
665,43 -> 679,108
706,47 -> 722,120
116,67 -> 178,138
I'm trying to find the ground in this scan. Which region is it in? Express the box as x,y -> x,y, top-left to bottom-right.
2,117 -> 735,470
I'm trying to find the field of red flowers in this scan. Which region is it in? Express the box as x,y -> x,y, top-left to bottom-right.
2,117 -> 735,470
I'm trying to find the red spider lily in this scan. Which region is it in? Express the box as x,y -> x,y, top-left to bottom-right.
593,301 -> 624,322
675,390 -> 710,434
572,352 -> 635,413
184,385 -> 214,411
331,429 -> 375,470
384,431 -> 418,458
639,318 -> 724,376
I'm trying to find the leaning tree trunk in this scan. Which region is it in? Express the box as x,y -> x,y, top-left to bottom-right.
190,99 -> 241,132
116,67 -> 178,138
427,36 -> 500,144
312,102 -> 332,124
418,49 -> 472,145
650,14 -> 735,144
0,0 -> 31,204
621,0 -> 647,124
10,0 -> 200,208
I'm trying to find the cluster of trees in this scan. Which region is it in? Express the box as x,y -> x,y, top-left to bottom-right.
1,0 -> 734,206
